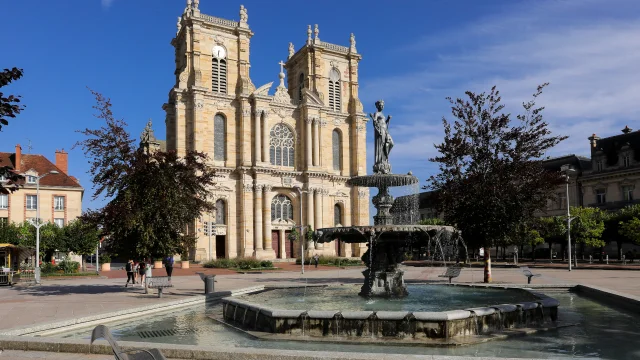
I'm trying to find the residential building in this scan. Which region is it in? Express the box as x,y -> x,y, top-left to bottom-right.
537,154 -> 591,217
0,145 -> 84,227
163,3 -> 369,261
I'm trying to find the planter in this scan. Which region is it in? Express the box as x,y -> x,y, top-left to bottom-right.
101,263 -> 111,271
153,261 -> 163,269
181,260 -> 190,269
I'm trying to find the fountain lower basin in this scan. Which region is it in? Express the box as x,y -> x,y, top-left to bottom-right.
220,285 -> 559,342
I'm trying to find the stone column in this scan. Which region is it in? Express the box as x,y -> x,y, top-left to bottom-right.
307,188 -> 314,230
253,184 -> 264,255
263,185 -> 273,251
242,183 -> 254,257
305,118 -> 313,168
279,229 -> 286,259
313,119 -> 320,166
262,110 -> 269,163
254,110 -> 261,165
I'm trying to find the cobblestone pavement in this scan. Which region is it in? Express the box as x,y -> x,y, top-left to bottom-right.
0,350 -> 117,359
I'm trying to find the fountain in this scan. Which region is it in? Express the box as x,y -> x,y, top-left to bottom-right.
218,101 -> 561,344
315,100 -> 456,298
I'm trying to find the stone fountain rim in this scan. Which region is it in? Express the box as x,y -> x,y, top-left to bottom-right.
346,173 -> 419,188
315,224 -> 457,243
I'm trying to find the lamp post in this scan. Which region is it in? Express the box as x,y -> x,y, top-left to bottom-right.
561,165 -> 576,271
293,186 -> 307,274
33,170 -> 59,284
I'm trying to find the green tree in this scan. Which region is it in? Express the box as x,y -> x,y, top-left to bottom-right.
428,84 -> 567,282
619,217 -> 640,245
570,206 -> 605,252
0,68 -> 26,194
603,204 -> 640,260
61,218 -> 101,269
75,90 -> 217,259
536,216 -> 566,260
0,221 -> 19,244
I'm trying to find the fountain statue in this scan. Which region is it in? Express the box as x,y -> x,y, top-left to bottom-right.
316,101 -> 457,298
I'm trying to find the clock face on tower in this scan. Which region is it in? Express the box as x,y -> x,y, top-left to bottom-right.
213,45 -> 227,59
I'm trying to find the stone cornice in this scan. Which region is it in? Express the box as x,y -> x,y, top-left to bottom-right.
304,171 -> 350,182
581,168 -> 640,183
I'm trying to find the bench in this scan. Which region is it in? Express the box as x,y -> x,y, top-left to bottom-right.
521,266 -> 541,284
145,276 -> 173,298
438,266 -> 462,283
91,324 -> 167,359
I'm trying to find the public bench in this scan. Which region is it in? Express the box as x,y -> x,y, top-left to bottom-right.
91,324 -> 167,359
145,276 -> 173,298
438,266 -> 462,283
521,266 -> 541,284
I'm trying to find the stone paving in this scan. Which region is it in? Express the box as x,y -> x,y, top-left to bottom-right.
1,264 -> 640,358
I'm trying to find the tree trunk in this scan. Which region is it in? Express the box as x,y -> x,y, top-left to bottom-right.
617,241 -> 623,260
549,243 -> 554,262
599,246 -> 604,262
561,242 -> 566,262
484,249 -> 492,283
532,244 -> 536,261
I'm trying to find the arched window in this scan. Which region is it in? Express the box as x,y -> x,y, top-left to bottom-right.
328,68 -> 341,112
334,204 -> 342,226
214,114 -> 226,161
215,199 -> 226,224
271,194 -> 293,221
212,49 -> 227,93
298,73 -> 305,103
269,124 -> 295,167
332,129 -> 341,171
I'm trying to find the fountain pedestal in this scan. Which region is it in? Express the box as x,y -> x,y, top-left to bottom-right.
360,268 -> 408,298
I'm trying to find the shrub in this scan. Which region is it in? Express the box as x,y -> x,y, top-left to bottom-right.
203,257 -> 272,269
260,260 -> 273,268
295,256 -> 362,266
59,260 -> 80,274
40,262 -> 57,274
99,255 -> 111,264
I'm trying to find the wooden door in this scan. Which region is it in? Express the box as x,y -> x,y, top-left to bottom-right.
216,236 -> 226,259
272,231 -> 281,259
284,230 -> 292,258
335,239 -> 342,257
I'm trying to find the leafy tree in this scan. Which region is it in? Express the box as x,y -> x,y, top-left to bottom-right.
506,220 -> 545,260
61,218 -> 101,269
428,84 -> 567,282
75,89 -> 216,260
619,217 -> 640,245
570,206 -> 605,251
0,68 -> 26,195
603,204 -> 640,259
0,221 -> 20,244
536,216 -> 566,260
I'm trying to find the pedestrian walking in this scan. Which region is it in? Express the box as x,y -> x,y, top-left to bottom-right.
313,254 -> 320,268
125,260 -> 135,287
138,260 -> 147,287
164,255 -> 174,280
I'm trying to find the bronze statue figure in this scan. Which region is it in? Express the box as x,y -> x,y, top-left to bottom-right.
370,100 -> 394,174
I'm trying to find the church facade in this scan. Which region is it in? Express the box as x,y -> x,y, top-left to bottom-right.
163,1 -> 370,261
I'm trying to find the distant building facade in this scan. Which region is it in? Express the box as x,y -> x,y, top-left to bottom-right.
162,3 -> 369,261
0,145 -> 84,227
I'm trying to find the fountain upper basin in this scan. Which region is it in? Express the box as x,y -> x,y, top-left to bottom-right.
316,225 -> 456,244
347,173 -> 419,188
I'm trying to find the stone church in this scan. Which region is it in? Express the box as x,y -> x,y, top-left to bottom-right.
163,1 -> 370,261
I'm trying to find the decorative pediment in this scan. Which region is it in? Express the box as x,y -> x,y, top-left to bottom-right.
252,82 -> 273,97
619,178 -> 636,188
272,86 -> 292,104
302,88 -> 324,106
210,184 -> 233,193
272,218 -> 296,226
592,183 -> 608,194
334,191 -> 349,198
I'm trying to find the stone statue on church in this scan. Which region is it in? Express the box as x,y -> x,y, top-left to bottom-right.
350,33 -> 356,48
140,119 -> 153,154
370,100 -> 394,174
239,5 -> 248,23
288,42 -> 294,59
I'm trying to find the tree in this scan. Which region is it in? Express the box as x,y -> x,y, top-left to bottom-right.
0,68 -> 26,195
75,89 -> 217,260
61,218 -> 101,269
0,221 -> 20,244
569,206 -> 605,261
603,204 -> 640,260
428,84 -> 567,282
619,217 -> 640,245
536,216 -> 566,260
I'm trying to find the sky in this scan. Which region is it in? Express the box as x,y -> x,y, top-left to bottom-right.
2,0 -> 640,212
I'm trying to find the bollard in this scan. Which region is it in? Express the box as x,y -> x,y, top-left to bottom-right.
606,255 -> 609,265
623,255 -> 626,265
589,255 -> 592,264
205,275 -> 216,294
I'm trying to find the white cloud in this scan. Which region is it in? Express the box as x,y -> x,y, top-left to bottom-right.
360,0 -> 640,176
101,0 -> 115,9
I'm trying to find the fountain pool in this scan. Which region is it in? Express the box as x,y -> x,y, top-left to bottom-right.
47,291 -> 640,359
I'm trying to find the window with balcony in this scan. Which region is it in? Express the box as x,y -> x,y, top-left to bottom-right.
54,196 -> 65,211
623,186 -> 634,202
0,194 -> 7,209
595,189 -> 606,204
26,195 -> 37,210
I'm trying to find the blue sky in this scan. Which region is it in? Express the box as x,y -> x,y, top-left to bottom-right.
2,0 -> 640,212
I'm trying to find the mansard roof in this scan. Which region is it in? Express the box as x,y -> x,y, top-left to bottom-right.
592,128 -> 640,166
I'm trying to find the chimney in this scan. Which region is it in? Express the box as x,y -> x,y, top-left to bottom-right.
55,149 -> 68,174
14,144 -> 21,171
588,133 -> 600,149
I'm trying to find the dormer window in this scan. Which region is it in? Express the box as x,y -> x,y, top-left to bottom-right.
26,175 -> 37,184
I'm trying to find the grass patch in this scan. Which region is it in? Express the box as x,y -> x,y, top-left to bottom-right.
203,257 -> 273,270
296,256 -> 362,266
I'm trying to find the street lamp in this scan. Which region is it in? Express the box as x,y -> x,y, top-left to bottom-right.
293,186 -> 307,274
33,170 -> 59,284
561,165 -> 576,271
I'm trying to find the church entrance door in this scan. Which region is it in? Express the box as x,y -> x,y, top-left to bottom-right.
216,236 -> 226,259
271,231 -> 281,259
285,230 -> 293,258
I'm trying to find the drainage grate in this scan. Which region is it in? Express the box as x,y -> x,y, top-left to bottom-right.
137,328 -> 195,338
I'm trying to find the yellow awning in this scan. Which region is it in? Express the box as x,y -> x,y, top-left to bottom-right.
0,244 -> 17,248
